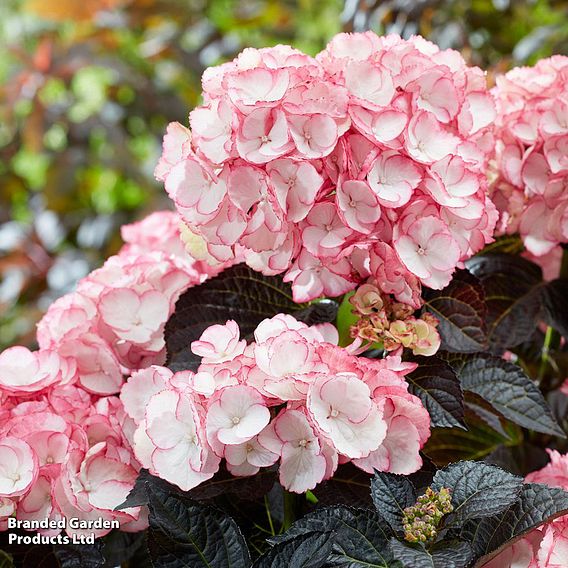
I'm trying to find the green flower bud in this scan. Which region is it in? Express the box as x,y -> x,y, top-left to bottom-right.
402,486 -> 454,544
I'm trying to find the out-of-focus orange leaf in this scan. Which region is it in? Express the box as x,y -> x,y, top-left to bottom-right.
32,38 -> 52,73
128,0 -> 158,9
25,0 -> 128,22
22,105 -> 45,152
487,60 -> 513,88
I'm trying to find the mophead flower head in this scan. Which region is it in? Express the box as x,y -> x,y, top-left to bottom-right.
491,56 -> 568,257
156,32 -> 498,306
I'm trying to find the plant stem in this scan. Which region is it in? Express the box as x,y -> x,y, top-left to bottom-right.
282,490 -> 300,532
538,326 -> 559,386
305,490 -> 319,504
538,246 -> 568,388
264,495 -> 275,537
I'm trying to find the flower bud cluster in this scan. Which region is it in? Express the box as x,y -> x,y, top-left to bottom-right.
403,487 -> 453,543
349,282 -> 441,356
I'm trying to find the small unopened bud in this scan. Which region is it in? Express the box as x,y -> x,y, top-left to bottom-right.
349,283 -> 384,315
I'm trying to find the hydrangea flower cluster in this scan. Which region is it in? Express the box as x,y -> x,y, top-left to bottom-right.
483,450 -> 568,568
122,314 -> 431,494
0,211 -> 220,536
349,281 -> 441,356
491,56 -> 568,257
157,32 -> 498,306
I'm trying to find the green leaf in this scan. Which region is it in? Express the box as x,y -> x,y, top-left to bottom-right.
165,264 -> 338,371
254,532 -> 335,568
389,539 -> 473,568
146,481 -> 251,568
477,235 -> 524,256
422,270 -> 488,353
406,356 -> 466,429
465,254 -> 543,352
270,506 -> 394,567
541,278 -> 568,338
0,551 -> 14,568
462,483 -> 568,565
457,353 -> 564,437
370,472 -> 416,534
336,291 -> 358,347
432,461 -> 522,528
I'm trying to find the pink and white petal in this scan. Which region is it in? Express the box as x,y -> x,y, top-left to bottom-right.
279,445 -> 326,493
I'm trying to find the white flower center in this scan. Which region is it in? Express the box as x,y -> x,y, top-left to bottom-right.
232,416 -> 241,425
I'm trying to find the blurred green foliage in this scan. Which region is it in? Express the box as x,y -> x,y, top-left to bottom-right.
1,0 -> 567,349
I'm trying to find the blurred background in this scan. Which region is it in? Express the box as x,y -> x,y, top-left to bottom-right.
1,0 -> 568,349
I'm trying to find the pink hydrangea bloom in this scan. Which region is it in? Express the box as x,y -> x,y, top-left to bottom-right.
191,320 -> 246,363
156,33 -> 497,304
525,450 -> 568,488
259,409 -> 329,493
481,530 -> 541,568
0,438 -> 38,497
154,122 -> 192,181
491,56 -> 568,258
136,389 -> 219,491
224,433 -> 279,477
0,209 -> 226,536
124,315 -> 430,494
307,373 -> 386,458
206,385 -> 270,449
537,521 -> 568,567
0,347 -> 67,395
120,366 -> 173,423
